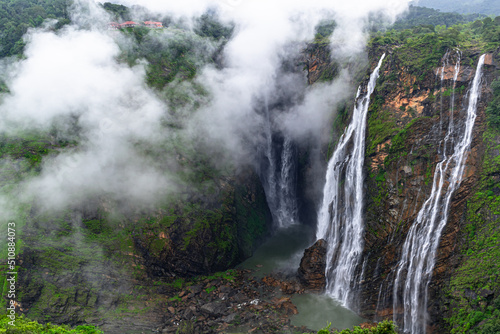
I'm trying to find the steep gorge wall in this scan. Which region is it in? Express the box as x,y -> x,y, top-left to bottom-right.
358,47 -> 499,332
14,149 -> 272,327
306,38 -> 499,332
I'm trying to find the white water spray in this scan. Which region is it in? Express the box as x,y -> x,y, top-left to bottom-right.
393,54 -> 485,334
316,54 -> 385,306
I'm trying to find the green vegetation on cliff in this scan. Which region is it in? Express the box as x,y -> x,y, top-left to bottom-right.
362,12 -> 499,332
0,8 -> 268,330
445,130 -> 500,334
416,0 -> 500,16
0,314 -> 102,333
486,78 -> 500,129
0,0 -> 70,58
444,74 -> 500,333
371,15 -> 500,71
316,320 -> 397,334
392,6 -> 484,30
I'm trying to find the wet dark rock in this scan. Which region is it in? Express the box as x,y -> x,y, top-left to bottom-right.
262,275 -> 303,294
297,239 -> 327,291
132,169 -> 273,278
232,292 -> 247,303
221,313 -> 236,323
272,297 -> 299,315
200,302 -> 226,317
189,284 -> 203,294
158,269 -> 314,333
480,289 -> 494,299
182,307 -> 196,320
219,285 -> 231,294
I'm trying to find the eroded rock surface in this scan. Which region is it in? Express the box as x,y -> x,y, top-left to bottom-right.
297,239 -> 327,291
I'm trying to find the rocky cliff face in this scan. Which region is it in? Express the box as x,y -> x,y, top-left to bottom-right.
359,47 -> 499,331
297,239 -> 327,291
16,166 -> 272,328
132,168 -> 272,277
303,40 -> 338,85
305,38 -> 500,332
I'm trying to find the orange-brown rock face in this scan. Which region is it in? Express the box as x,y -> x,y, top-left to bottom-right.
356,48 -> 498,331
302,40 -> 499,332
303,42 -> 337,85
297,239 -> 327,291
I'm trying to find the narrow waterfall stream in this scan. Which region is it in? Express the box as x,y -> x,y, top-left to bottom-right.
393,54 -> 486,334
316,54 -> 385,307
276,137 -> 298,228
261,99 -> 299,229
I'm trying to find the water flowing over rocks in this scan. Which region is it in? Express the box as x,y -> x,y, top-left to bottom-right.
394,54 -> 486,334
307,39 -> 500,333
357,48 -> 500,333
316,54 -> 386,307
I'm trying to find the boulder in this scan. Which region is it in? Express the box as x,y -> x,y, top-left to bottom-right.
200,302 -> 226,317
297,239 -> 327,291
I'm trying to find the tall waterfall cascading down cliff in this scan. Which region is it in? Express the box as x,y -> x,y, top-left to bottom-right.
276,137 -> 298,227
393,54 -> 486,334
260,99 -> 299,229
316,54 -> 385,307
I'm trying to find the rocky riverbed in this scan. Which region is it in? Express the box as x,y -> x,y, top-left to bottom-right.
153,240 -> 370,334
155,269 -> 315,334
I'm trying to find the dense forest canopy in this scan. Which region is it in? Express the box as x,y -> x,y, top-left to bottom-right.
414,0 -> 500,16
0,0 -> 70,58
392,6 -> 485,30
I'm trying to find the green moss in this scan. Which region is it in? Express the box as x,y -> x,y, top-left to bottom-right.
327,103 -> 351,160
82,220 -> 112,238
486,78 -> 500,130
317,320 -> 397,334
0,314 -> 102,333
445,124 -> 500,333
366,109 -> 398,156
384,117 -> 432,167
118,27 -> 216,91
234,183 -> 269,258
317,62 -> 338,82
0,135 -> 56,169
368,18 -> 499,76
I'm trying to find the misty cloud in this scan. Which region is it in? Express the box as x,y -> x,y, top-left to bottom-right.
135,0 -> 410,154
0,20 -> 177,210
0,0 -> 410,213
278,70 -> 353,141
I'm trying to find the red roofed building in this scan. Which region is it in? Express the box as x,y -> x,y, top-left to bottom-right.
120,21 -> 139,28
144,21 -> 163,28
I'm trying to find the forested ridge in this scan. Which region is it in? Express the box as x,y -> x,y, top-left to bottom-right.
0,0 -> 70,58
392,6 -> 485,31
415,0 -> 500,16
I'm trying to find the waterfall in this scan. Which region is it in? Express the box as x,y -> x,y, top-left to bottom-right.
393,54 -> 485,334
261,98 -> 298,229
276,136 -> 298,228
316,54 -> 385,306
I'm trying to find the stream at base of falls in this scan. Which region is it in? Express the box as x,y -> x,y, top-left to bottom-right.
238,224 -> 365,331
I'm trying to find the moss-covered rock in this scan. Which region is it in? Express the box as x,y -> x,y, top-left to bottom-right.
132,168 -> 272,277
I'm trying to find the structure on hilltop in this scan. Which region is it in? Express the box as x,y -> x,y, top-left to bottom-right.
108,21 -> 163,29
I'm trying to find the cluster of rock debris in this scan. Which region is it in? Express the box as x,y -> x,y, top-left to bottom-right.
156,269 -> 316,334
152,240 -> 331,333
